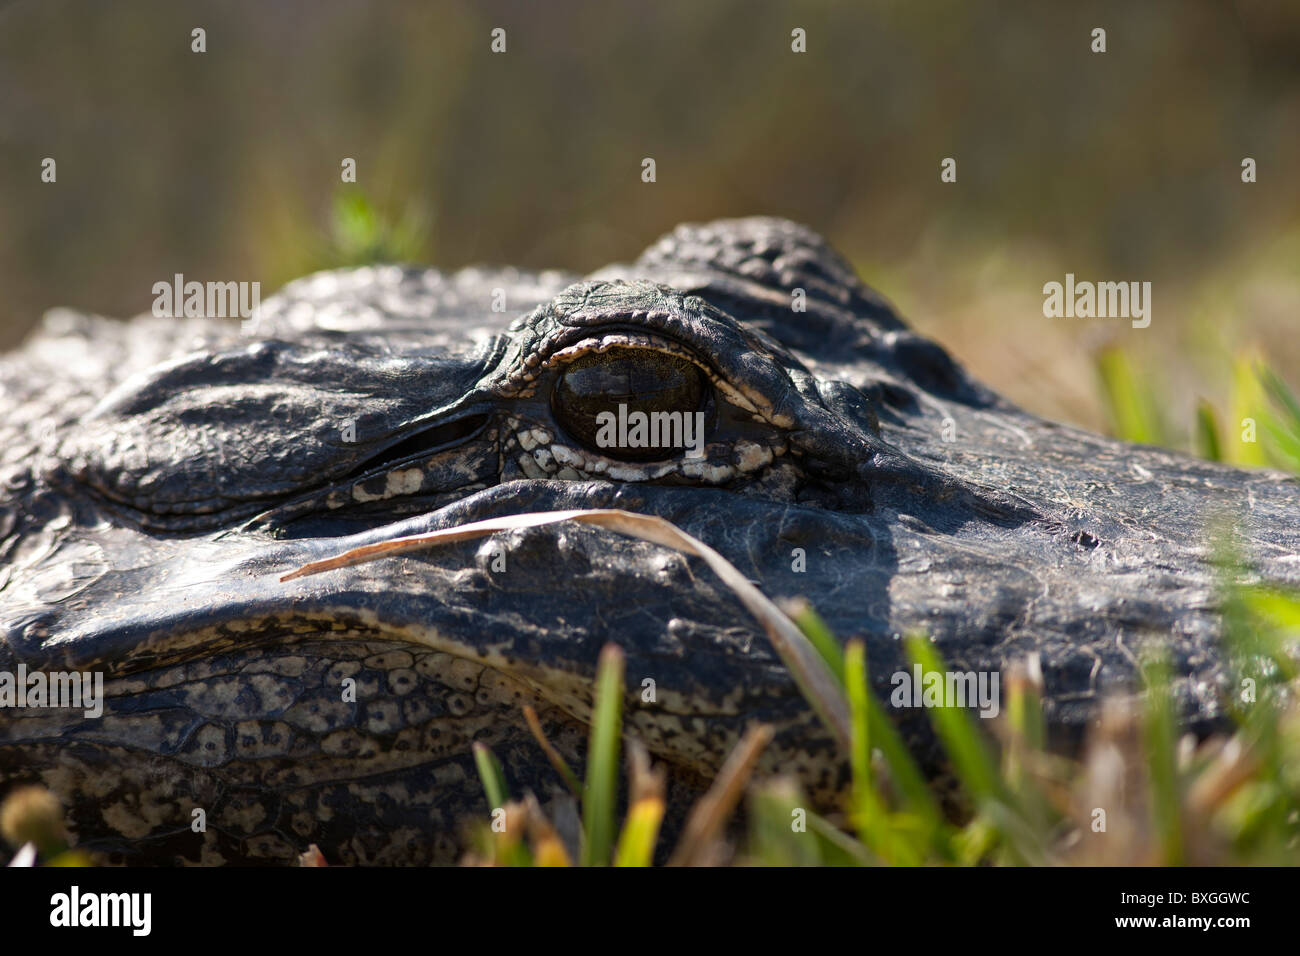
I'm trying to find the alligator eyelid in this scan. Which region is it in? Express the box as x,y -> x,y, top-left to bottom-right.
526,327 -> 776,422
524,322 -> 710,373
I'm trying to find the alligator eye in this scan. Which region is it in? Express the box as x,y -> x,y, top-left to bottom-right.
551,347 -> 708,461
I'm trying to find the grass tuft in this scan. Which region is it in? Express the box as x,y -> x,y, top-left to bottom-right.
580,643 -> 625,866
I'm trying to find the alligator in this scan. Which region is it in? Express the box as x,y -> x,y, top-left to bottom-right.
1,217 -> 1296,865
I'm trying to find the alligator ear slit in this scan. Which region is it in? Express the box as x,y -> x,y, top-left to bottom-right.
343,413 -> 491,481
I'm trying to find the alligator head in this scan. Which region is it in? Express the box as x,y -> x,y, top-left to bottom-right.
1,218 -> 1296,864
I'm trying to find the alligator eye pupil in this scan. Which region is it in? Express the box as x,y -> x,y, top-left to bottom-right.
552,347 -> 707,461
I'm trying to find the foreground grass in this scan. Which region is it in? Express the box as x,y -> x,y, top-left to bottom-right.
462,356 -> 1300,867
6,293 -> 1299,867
465,355 -> 1300,867
467,570 -> 1300,867
1096,348 -> 1300,473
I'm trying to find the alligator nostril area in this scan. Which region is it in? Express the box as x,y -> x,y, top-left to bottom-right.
346,413 -> 491,480
1071,530 -> 1101,551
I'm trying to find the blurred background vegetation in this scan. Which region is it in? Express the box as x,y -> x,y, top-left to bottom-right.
1,0 -> 1297,439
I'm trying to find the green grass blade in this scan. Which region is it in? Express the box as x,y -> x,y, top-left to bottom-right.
1243,586 -> 1300,634
613,796 -> 664,867
842,639 -> 922,862
1238,585 -> 1300,683
1095,346 -> 1166,446
845,640 -> 872,792
859,674 -> 947,848
472,742 -> 510,812
1257,364 -> 1300,437
1003,659 -> 1052,841
1194,399 -> 1223,462
1255,363 -> 1300,471
1140,652 -> 1184,865
581,643 -> 625,866
1261,416 -> 1300,473
790,608 -> 943,847
904,634 -> 1004,806
806,811 -> 875,866
789,600 -> 846,685
952,816 -> 1000,866
748,780 -> 824,866
902,639 -> 1051,865
1230,354 -> 1271,467
328,189 -> 429,267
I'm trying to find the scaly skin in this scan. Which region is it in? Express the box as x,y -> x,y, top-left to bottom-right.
1,218 -> 1296,864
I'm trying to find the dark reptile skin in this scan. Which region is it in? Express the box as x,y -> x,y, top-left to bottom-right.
1,218 -> 1296,864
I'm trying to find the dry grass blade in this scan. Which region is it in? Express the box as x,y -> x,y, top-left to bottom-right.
280,508 -> 851,745
278,510 -> 603,580
667,723 -> 775,867
523,793 -> 573,867
1186,737 -> 1260,817
626,739 -> 666,807
616,742 -> 667,868
522,705 -> 583,799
